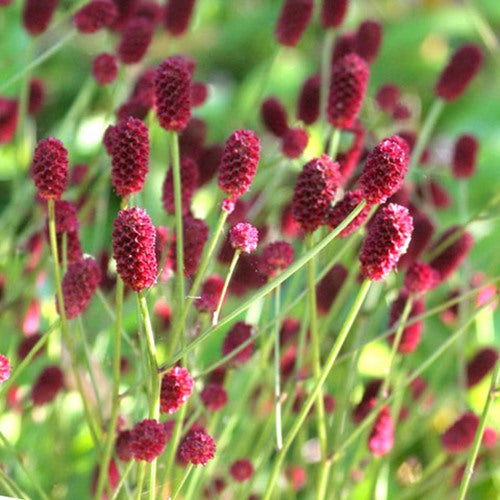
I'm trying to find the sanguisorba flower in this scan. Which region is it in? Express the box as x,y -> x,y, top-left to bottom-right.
201,383 -> 228,412
118,18 -> 154,65
0,354 -> 11,385
32,137 -> 68,200
281,127 -> 309,159
31,365 -> 64,405
229,223 -> 259,254
260,241 -> 294,278
162,156 -> 199,215
195,275 -> 225,313
466,347 -> 498,388
326,189 -> 371,237
360,204 -> 413,281
222,322 -> 254,365
388,292 -> 425,353
368,406 -> 394,457
316,264 -> 348,316
320,0 -> 349,29
452,134 -> 479,179
296,74 -> 320,125
261,97 -> 288,137
354,20 -> 382,64
230,459 -> 254,482
23,0 -> 57,35
73,0 -> 118,33
164,0 -> 196,36
160,366 -> 194,414
92,53 -> 118,86
178,428 -> 216,466
129,419 -> 167,462
441,412 -> 479,454
274,0 -> 314,47
112,207 -> 157,292
404,261 -> 439,295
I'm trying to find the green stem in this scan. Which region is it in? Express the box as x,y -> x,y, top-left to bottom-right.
212,249 -> 240,325
0,467 -> 28,500
171,464 -> 194,500
328,127 -> 341,159
274,283 -> 283,450
457,360 -> 500,500
110,461 -> 134,500
263,279 -> 372,500
135,463 -> 146,500
320,30 -> 336,123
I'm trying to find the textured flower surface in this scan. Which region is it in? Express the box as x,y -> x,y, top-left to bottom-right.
230,459 -> 254,482
195,275 -> 225,312
321,0 -> 348,28
261,97 -> 288,137
73,0 -> 118,33
368,406 -> 394,456
118,18 -> 153,64
404,261 -> 439,294
200,383 -> 228,412
116,430 -> 133,462
129,419 -> 167,462
275,0 -> 314,47
281,127 -> 309,159
222,322 -> 254,364
229,223 -> 259,253
92,53 -> 118,86
0,354 -> 11,385
160,366 -> 194,414
178,429 -> 216,466
164,0 -> 196,36
326,189 -> 370,237
260,241 -> 294,278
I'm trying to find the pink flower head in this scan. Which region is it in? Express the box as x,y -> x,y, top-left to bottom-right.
452,134 -> 479,178
466,348 -> 498,388
435,44 -> 483,101
326,189 -> 371,237
368,406 -> 394,456
23,0 -> 57,35
0,97 -> 18,144
0,354 -> 11,385
388,293 -> 425,353
296,74 -> 320,125
274,0 -> 314,47
162,156 -> 199,215
281,127 -> 309,159
110,117 -> 149,196
230,459 -> 254,482
327,53 -> 369,129
321,0 -> 348,28
92,53 -> 118,86
376,83 -> 400,112
316,264 -> 348,316
32,137 -> 69,200
129,419 -> 167,462
230,223 -> 259,253
222,321 -> 254,365
404,261 -> 439,294
178,429 -> 215,466
31,365 -> 64,405
118,18 -> 153,64
200,383 -> 228,412
355,20 -> 382,64
164,0 -> 196,36
291,155 -> 341,233
73,0 -> 118,33
261,97 -> 288,137
160,366 -> 194,414
442,412 -> 479,454
359,135 -> 409,205
112,207 -> 157,292
360,204 -> 413,281
260,241 -> 294,278
195,275 -> 225,313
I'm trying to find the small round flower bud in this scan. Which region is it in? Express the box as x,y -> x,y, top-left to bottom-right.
118,18 -> 153,64
466,347 -> 498,388
0,354 -> 11,385
191,82 -> 208,107
230,223 -> 258,253
274,0 -> 314,47
321,0 -> 348,28
200,383 -> 227,412
92,53 -> 118,86
261,97 -> 288,137
435,44 -> 483,102
162,157 -> 199,215
178,429 -> 215,466
218,129 -> 260,201
327,53 -> 369,130
23,0 -> 57,35
31,365 -> 64,405
355,20 -> 382,64
160,366 -> 194,414
368,406 -> 394,457
359,135 -> 409,205
222,321 -> 254,365
316,264 -> 348,316
155,56 -> 192,132
260,241 -> 294,278
291,155 -> 341,233
73,0 -> 118,33
129,419 -> 167,462
442,412 -> 479,454
111,117 -> 149,196
388,293 -> 425,353
360,203 -> 413,281
164,0 -> 196,36
0,97 -> 18,144
404,261 -> 439,294
452,134 -> 478,178
32,137 -> 68,200
326,189 -> 370,237
195,275 -> 225,312
230,459 -> 254,482
376,84 -> 400,112
112,207 -> 157,292
28,78 -> 45,115
281,127 -> 308,159
296,74 -> 320,125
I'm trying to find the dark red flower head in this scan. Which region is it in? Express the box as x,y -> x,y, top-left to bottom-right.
112,207 -> 157,292
388,292 -> 425,353
198,144 -> 223,186
442,412 -> 479,454
0,354 -> 11,385
281,127 -> 309,159
28,78 -> 45,115
179,117 -> 207,161
435,44 -> 483,101
230,459 -> 254,482
360,203 -> 413,281
466,347 -> 498,388
31,365 -> 64,405
274,0 -> 314,47
261,97 -> 288,137
397,209 -> 434,268
18,334 -> 44,361
326,189 -> 371,237
162,156 -> 199,215
321,0 -> 348,28
222,321 -> 254,365
32,137 -> 69,200
116,430 -> 133,461
296,74 -> 320,125
103,124 -> 117,155
376,83 -> 400,112
338,121 -> 365,182
368,406 -> 394,457
160,366 -> 194,414
355,20 -> 382,64
92,53 -> 118,86
178,429 -> 215,466
416,180 -> 450,209
429,226 -> 473,282
200,383 -> 228,412
118,17 -> 153,64
195,275 -> 225,313
316,264 -> 348,316
0,97 -> 18,144
331,32 -> 356,64
49,200 -> 80,234
61,257 -> 101,319
218,129 -> 260,202
110,117 -> 149,196
73,0 -> 118,33
327,53 -> 369,130
109,0 -> 139,30
291,155 -> 341,233
452,134 -> 479,178
23,0 -> 57,35
352,379 -> 382,423
260,241 -> 294,278
229,223 -> 259,254
129,419 -> 167,462
155,56 -> 192,131
191,82 -> 208,107
359,135 -> 409,205
164,0 -> 196,36
404,261 -> 439,294
134,1 -> 163,25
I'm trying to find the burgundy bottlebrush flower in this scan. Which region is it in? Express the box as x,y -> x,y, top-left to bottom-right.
404,261 -> 439,294
164,0 -> 196,36
191,82 -> 208,107
316,264 -> 348,315
429,226 -> 473,282
326,189 -> 371,237
160,366 -> 194,414
31,365 -> 64,405
200,383 -> 227,412
195,275 -> 225,313
155,56 -> 192,132
49,200 -> 80,234
388,293 -> 425,353
197,144 -> 223,186
355,20 -> 382,64
60,257 -> 101,319
218,129 -> 260,202
368,406 -> 394,457
360,203 -> 413,281
281,127 -> 308,159
274,0 -> 313,47
92,53 -> 118,86
135,1 -> 163,24
352,379 -> 382,423
18,334 -> 44,361
392,102 -> 411,120
0,97 -> 18,143
452,134 -> 479,178
103,124 -> 117,155
129,419 -> 167,462
0,354 -> 11,385
327,53 -> 369,130
435,44 -> 483,101
116,97 -> 149,121
230,223 -> 259,253
23,0 -> 57,35
178,429 -> 215,466
229,254 -> 267,296
466,348 -> 498,388
261,97 -> 288,137
132,67 -> 156,108
31,137 -> 69,200
179,117 -> 206,160
359,135 -> 409,205
110,0 -> 139,30
376,83 -> 400,112
397,209 -> 434,268
112,207 -> 157,292
280,201 -> 302,239
442,412 -> 479,454
73,0 -> 118,33
162,157 -> 199,215
331,31 -> 356,64
296,74 -> 320,125
110,117 -> 149,196
222,321 -> 254,365
118,18 -> 153,64
57,231 -> 83,265
321,0 -> 348,28
28,78 -> 44,115
230,459 -> 254,482
260,241 -> 294,278
291,155 -> 341,233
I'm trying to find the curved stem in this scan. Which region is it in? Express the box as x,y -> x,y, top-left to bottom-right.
212,249 -> 240,325
172,464 -> 194,500
110,461 -> 134,500
273,283 -> 283,450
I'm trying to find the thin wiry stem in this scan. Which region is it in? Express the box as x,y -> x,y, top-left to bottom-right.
212,249 -> 240,325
